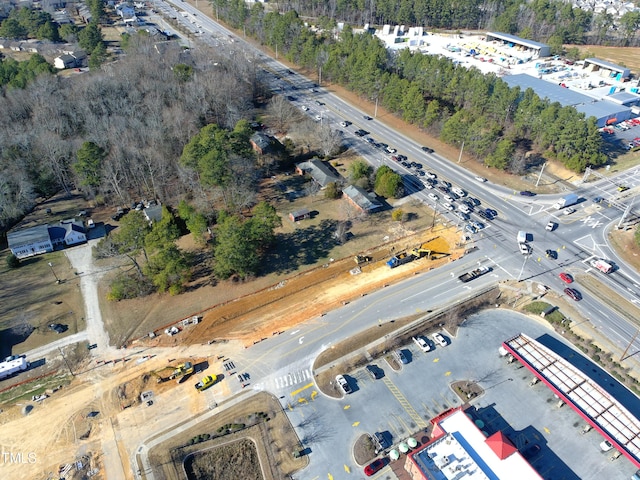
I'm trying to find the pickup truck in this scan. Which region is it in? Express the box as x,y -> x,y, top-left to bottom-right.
458,266 -> 490,283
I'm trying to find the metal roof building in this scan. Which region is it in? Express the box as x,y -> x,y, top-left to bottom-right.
485,32 -> 550,58
584,58 -> 631,80
502,74 -> 633,127
502,333 -> 640,469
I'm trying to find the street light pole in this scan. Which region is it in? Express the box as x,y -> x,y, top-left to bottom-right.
457,141 -> 465,164
517,254 -> 529,282
48,262 -> 60,284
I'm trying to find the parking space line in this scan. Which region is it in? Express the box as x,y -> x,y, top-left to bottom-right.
382,377 -> 428,429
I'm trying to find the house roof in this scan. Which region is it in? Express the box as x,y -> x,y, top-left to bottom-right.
251,132 -> 272,151
7,225 -> 50,248
342,185 -> 383,212
290,208 -> 310,217
48,225 -> 66,242
144,205 -> 163,223
296,159 -> 341,187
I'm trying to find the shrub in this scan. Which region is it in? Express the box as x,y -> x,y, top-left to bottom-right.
5,254 -> 19,268
391,209 -> 404,222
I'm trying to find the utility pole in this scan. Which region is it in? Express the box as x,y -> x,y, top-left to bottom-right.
536,162 -> 547,187
621,328 -> 640,362
48,262 -> 60,284
457,141 -> 465,164
517,253 -> 529,282
374,97 -> 379,118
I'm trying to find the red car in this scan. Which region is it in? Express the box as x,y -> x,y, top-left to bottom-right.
364,458 -> 386,476
559,272 -> 573,284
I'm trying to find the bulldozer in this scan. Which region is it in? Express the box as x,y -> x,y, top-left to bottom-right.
354,255 -> 372,265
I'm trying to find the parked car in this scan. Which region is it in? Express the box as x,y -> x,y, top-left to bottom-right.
432,332 -> 448,347
600,440 -> 614,452
412,335 -> 432,352
426,172 -> 437,179
465,224 -> 477,234
395,349 -> 408,364
336,375 -> 352,394
564,287 -> 581,301
559,272 -> 573,283
428,193 -> 439,201
374,431 -> 391,449
563,207 -> 576,215
364,458 -> 386,476
442,203 -> 454,211
365,365 -> 383,380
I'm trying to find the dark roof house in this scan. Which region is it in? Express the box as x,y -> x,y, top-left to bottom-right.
7,225 -> 53,259
250,132 -> 273,155
143,205 -> 163,224
295,159 -> 341,188
342,185 -> 383,213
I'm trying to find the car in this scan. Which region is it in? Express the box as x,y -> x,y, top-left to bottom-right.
314,115 -> 322,121
442,181 -> 452,188
421,146 -> 434,153
465,224 -> 477,234
401,161 -> 410,168
391,155 -> 399,162
374,432 -> 391,449
336,374 -> 352,394
468,197 -> 481,206
340,121 -> 351,127
564,288 -> 581,301
49,323 -> 67,334
438,186 -> 449,194
286,95 -> 296,101
365,365 -> 382,380
423,181 -> 433,189
521,444 -> 541,459
414,162 -> 423,169
397,155 -> 407,161
354,129 -> 368,137
593,196 -> 604,203
432,332 -> 448,347
456,211 -> 469,221
519,243 -> 531,255
545,249 -> 557,259
365,137 -> 375,144
545,221 -> 556,231
412,335 -> 432,352
520,191 -> 536,196
428,193 -> 439,201
618,185 -> 629,192
426,172 -> 437,179
563,207 -> 576,215
395,349 -> 408,364
444,194 -> 454,203
558,272 -> 573,284
363,115 -> 373,120
452,187 -> 466,197
442,203 -> 454,211
417,170 -> 425,177
472,221 -> 484,230
485,208 -> 497,218
600,440 -> 614,452
364,458 -> 385,476
300,105 -> 309,111
386,147 -> 397,154
314,100 -> 324,106
475,176 -> 487,182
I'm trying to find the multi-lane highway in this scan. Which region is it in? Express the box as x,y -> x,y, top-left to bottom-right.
133,2 -> 640,477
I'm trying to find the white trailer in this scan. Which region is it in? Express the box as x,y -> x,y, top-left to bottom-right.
591,259 -> 613,274
0,357 -> 28,380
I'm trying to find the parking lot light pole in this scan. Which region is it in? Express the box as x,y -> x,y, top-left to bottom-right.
48,262 -> 60,284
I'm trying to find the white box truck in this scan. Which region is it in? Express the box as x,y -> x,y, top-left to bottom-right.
517,231 -> 528,243
553,193 -> 579,210
0,357 -> 29,380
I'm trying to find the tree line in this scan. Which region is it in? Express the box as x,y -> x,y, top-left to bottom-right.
216,6 -> 606,173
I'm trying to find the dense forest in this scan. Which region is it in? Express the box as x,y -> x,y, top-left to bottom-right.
217,6 -> 606,173
213,0 -> 640,46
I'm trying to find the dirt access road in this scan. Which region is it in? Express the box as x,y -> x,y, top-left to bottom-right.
0,225 -> 460,480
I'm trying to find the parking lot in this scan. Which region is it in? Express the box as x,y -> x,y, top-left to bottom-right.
286,309 -> 638,480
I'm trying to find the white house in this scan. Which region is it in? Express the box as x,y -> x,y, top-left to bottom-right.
54,54 -> 76,69
7,225 -> 54,259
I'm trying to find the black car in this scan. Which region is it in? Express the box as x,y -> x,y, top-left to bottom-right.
545,249 -> 557,259
354,129 -> 368,137
421,146 -> 434,153
397,155 -> 407,161
520,190 -> 536,196
564,288 -> 582,301
365,365 -> 383,379
49,323 -> 67,334
363,115 -> 373,120
438,186 -> 449,193
286,95 -> 296,101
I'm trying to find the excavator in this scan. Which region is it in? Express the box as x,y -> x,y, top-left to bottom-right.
149,362 -> 194,384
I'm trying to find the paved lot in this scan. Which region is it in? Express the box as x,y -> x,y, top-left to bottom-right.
286,309 -> 638,480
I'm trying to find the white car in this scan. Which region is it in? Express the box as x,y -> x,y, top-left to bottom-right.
443,203 -> 454,211
336,375 -> 352,394
475,176 -> 487,182
314,115 -> 322,121
301,105 -> 309,111
546,221 -> 556,231
432,333 -> 448,347
444,195 -> 454,203
563,208 -> 576,216
423,182 -> 434,189
412,336 -> 432,352
428,193 -> 439,201
386,147 -> 397,154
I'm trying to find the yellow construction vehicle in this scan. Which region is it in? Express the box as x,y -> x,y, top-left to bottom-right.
354,255 -> 372,265
169,362 -> 194,383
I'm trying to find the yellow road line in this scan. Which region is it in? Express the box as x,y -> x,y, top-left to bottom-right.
382,377 -> 428,429
291,382 -> 314,396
